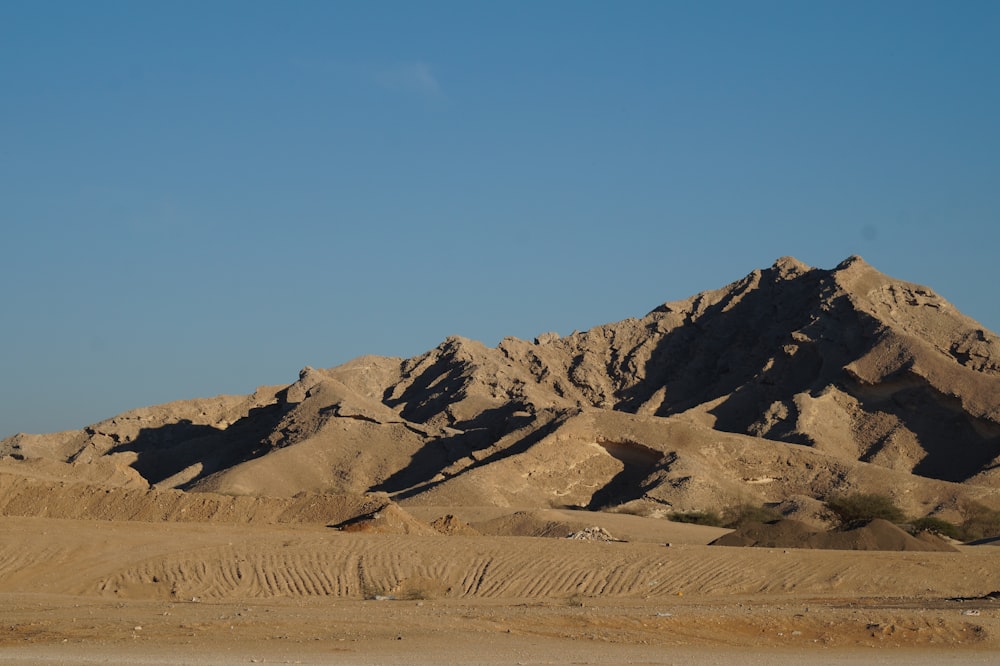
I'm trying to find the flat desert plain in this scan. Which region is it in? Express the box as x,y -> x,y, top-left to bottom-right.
1,511 -> 999,665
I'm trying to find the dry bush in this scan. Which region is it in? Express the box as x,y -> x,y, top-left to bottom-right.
668,511 -> 724,527
722,503 -> 782,528
360,580 -> 393,600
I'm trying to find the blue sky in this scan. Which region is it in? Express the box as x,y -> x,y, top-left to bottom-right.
2,1 -> 998,436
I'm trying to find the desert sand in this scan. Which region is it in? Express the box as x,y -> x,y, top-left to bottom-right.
2,513 -> 1000,665
3,256 -> 1000,663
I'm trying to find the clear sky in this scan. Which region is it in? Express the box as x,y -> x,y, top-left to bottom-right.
2,1 -> 998,436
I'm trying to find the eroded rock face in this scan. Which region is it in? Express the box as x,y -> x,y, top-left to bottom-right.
4,256 -> 1000,517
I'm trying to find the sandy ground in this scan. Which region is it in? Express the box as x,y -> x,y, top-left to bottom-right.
2,515 -> 1000,664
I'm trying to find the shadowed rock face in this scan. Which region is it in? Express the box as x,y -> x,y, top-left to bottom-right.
4,256 -> 1000,516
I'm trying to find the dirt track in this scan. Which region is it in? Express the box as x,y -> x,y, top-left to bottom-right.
1,595 -> 999,665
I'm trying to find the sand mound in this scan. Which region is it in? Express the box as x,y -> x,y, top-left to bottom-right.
429,514 -> 481,535
333,503 -> 439,535
771,495 -> 835,529
711,518 -> 958,552
471,511 -> 586,538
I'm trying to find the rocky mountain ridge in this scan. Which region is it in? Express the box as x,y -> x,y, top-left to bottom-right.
4,256 -> 1000,520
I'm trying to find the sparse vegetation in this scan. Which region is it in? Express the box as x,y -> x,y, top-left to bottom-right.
821,495 -> 1000,542
360,580 -> 394,600
722,503 -> 782,528
667,503 -> 782,529
909,516 -> 963,540
668,511 -> 724,527
825,493 -> 905,526
957,501 -> 1000,542
398,586 -> 432,601
816,497 -> 1000,543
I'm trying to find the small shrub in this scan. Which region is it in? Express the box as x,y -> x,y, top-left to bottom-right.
398,587 -> 431,601
959,502 -> 1000,541
393,576 -> 450,600
360,580 -> 393,600
909,516 -> 963,540
825,493 -> 905,526
668,511 -> 724,527
608,503 -> 652,517
723,503 -> 782,528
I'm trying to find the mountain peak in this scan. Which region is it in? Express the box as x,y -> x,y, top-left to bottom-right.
836,254 -> 869,270
771,256 -> 811,277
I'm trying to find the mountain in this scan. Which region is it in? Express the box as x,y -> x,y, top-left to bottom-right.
4,256 -> 1000,520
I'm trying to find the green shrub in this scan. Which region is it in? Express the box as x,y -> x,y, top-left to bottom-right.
723,503 -> 782,528
908,504 -> 1000,543
909,516 -> 963,540
959,502 -> 1000,541
825,493 -> 905,526
668,511 -> 724,527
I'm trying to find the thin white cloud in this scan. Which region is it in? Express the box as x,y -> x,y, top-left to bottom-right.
376,61 -> 441,96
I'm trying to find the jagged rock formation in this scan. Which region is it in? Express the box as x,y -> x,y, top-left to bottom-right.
3,256 -> 1000,519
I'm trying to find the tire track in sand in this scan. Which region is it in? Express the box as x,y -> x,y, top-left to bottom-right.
86,533 -> 998,601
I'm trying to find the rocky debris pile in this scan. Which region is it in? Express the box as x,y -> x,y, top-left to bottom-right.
566,526 -> 620,542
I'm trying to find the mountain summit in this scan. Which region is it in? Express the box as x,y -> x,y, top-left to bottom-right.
4,257 -> 1000,518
